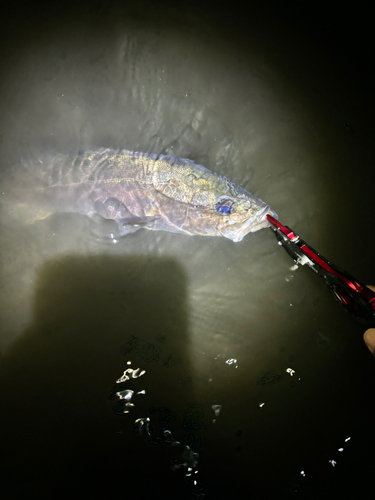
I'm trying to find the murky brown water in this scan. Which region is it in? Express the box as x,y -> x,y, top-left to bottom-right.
1,2 -> 375,498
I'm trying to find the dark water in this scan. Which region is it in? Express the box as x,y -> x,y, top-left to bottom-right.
1,1 -> 375,498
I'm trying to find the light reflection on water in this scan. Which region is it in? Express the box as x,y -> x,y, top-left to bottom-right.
0,2 -> 374,499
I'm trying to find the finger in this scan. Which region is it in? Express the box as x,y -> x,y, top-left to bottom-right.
363,329 -> 375,356
364,286 -> 375,355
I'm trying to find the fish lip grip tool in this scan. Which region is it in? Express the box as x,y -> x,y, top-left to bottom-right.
266,214 -> 375,328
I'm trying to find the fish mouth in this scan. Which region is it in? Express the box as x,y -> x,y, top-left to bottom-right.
220,205 -> 278,242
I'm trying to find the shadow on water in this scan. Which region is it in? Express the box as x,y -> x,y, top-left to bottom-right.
0,256 -> 206,499
1,253 -> 375,500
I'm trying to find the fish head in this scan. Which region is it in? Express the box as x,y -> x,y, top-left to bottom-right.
210,181 -> 277,242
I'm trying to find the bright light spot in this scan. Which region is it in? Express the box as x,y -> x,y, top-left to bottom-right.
290,264 -> 298,271
137,390 -> 146,395
116,389 -> 134,400
127,361 -> 131,365
298,254 -> 312,266
212,404 -> 222,417
286,368 -> 295,376
226,358 -> 237,365
338,448 -> 344,452
135,417 -> 150,427
345,436 -> 351,442
259,402 -> 265,408
116,368 -> 146,383
329,459 -> 336,467
300,470 -> 306,477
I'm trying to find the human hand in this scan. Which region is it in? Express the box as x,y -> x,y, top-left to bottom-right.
363,286 -> 375,356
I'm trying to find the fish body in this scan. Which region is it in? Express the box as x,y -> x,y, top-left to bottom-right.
9,148 -> 277,242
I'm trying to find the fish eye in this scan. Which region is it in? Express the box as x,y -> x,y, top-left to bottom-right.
215,198 -> 235,215
217,205 -> 231,214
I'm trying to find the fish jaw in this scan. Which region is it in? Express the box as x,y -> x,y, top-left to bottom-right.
217,205 -> 278,242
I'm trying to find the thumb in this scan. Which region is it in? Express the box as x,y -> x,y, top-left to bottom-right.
364,329 -> 375,356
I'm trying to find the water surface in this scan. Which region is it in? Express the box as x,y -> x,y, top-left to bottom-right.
1,2 -> 374,498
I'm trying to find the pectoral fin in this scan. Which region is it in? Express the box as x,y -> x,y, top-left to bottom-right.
119,215 -> 160,234
89,212 -> 160,239
92,196 -> 160,236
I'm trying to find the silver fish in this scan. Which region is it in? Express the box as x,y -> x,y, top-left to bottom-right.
7,148 -> 277,242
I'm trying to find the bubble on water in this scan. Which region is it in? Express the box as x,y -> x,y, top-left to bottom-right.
212,404 -> 222,417
135,417 -> 151,434
344,436 -> 351,442
109,232 -> 118,244
300,470 -> 306,477
329,459 -> 337,467
338,447 -> 344,452
259,402 -> 265,408
226,358 -> 237,365
286,368 -> 295,376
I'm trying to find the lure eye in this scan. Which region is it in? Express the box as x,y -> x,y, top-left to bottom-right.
215,198 -> 234,215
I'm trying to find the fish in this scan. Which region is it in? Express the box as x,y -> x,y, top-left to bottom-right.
3,148 -> 277,242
